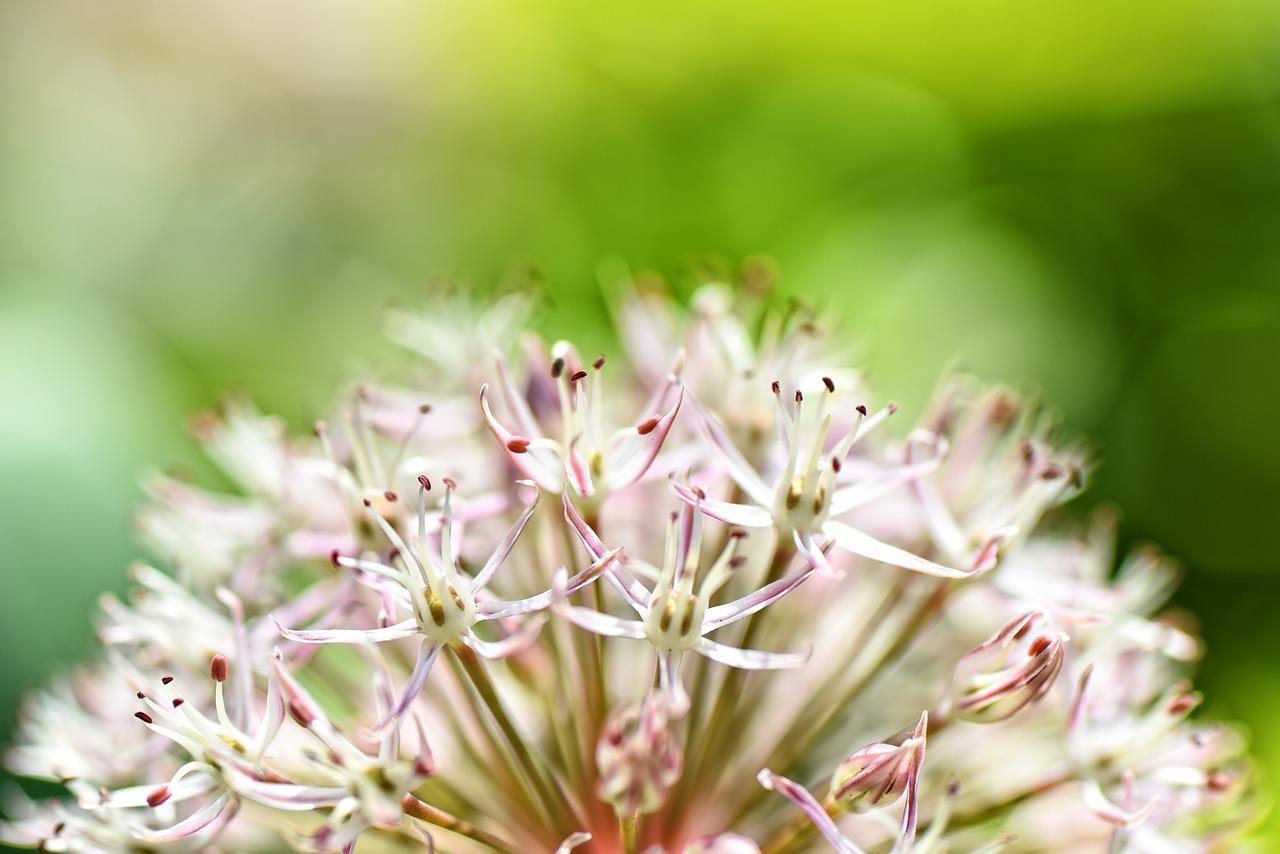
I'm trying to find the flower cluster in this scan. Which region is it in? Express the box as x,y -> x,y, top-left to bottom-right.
1,277 -> 1256,853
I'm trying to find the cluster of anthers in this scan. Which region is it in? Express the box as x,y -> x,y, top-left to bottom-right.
0,278 -> 1256,853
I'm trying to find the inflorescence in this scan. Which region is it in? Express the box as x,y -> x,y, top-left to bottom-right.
0,279 -> 1255,853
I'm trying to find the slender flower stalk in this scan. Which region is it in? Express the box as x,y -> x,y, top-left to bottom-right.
0,275 -> 1257,854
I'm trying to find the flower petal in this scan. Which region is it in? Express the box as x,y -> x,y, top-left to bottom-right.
563,494 -> 651,614
695,637 -> 810,670
824,520 -> 974,579
556,603 -> 648,640
690,395 -> 774,507
465,617 -> 545,659
130,791 -> 238,843
479,383 -> 564,491
702,565 -> 817,632
273,618 -> 419,645
669,476 -> 773,528
477,547 -> 623,620
829,454 -> 945,516
757,771 -> 866,854
469,482 -> 540,593
377,641 -> 442,735
604,385 -> 685,490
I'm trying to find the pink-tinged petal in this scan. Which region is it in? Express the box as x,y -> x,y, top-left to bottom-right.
470,482 -> 540,593
479,384 -> 564,490
793,531 -> 841,578
566,434 -> 596,498
1068,664 -> 1094,736
554,831 -> 593,854
562,490 -> 609,558
694,637 -> 810,670
256,664 -> 287,757
690,395 -> 774,507
563,494 -> 650,613
477,547 -> 623,620
604,385 -> 685,490
477,593 -> 550,621
557,603 -> 648,640
894,765 -> 921,852
968,526 -> 1017,574
270,650 -> 335,731
130,791 -> 238,843
905,431 -> 969,559
829,455 -> 945,516
893,712 -> 928,852
702,565 -> 817,632
757,771 -> 865,854
464,616 -> 545,659
96,774 -> 217,809
669,476 -> 773,528
224,766 -> 346,811
492,348 -> 543,439
377,641 -> 442,735
273,617 -> 419,645
1082,778 -> 1159,827
824,520 -> 975,579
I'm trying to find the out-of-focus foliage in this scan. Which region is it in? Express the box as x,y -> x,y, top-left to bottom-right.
1,0 -> 1277,843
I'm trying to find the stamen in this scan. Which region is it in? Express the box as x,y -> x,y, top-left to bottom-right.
551,357 -> 566,378
288,698 -> 316,727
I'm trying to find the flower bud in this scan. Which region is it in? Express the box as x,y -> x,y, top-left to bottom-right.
829,710 -> 927,808
596,696 -> 683,816
950,611 -> 1067,723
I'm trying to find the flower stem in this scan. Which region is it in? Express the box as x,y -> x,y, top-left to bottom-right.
620,813 -> 640,854
402,794 -> 518,852
450,642 -> 576,832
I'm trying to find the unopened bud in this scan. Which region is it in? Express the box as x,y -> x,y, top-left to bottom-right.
950,611 -> 1066,724
596,697 -> 683,817
830,711 -> 927,808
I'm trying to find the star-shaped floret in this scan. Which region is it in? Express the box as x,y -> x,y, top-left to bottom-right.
558,495 -> 813,715
480,342 -> 684,501
274,477 -> 619,731
672,378 -> 1010,578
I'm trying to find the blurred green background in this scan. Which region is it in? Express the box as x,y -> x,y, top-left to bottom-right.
1,0 -> 1277,845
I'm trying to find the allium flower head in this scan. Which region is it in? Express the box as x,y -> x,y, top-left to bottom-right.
1,275 -> 1258,854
